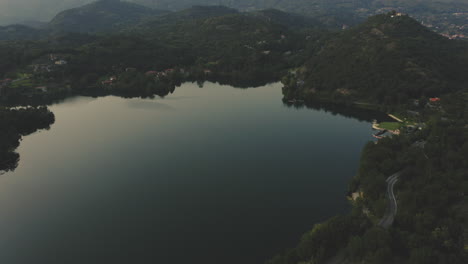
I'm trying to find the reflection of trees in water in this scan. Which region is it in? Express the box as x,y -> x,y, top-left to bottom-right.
0,107 -> 55,172
282,99 -> 392,123
4,77 -> 389,173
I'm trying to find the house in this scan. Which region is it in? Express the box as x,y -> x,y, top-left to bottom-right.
1,78 -> 12,84
55,60 -> 67,65
101,80 -> 113,85
407,110 -> 420,116
32,64 -> 53,73
391,12 -> 405,18
203,69 -> 212,74
35,86 -> 48,93
49,54 -> 59,61
146,71 -> 158,76
429,97 -> 441,102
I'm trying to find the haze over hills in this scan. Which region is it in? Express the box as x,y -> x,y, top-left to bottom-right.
49,0 -> 168,33
0,2 -> 323,40
0,0 -> 466,37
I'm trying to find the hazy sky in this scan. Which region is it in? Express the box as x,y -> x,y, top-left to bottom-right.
0,0 -> 94,24
0,0 -> 463,25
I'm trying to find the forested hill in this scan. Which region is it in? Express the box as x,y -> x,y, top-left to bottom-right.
249,9 -> 323,30
132,6 -> 321,34
283,12 -> 468,106
49,0 -> 169,33
0,25 -> 47,41
130,5 -> 239,32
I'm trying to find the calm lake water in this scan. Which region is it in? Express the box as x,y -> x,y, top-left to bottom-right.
0,82 -> 375,264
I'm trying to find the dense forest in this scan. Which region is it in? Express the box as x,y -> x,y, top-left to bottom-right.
269,92 -> 468,264
132,0 -> 468,34
282,12 -> 468,109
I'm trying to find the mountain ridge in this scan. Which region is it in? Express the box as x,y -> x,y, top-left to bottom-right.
283,11 -> 468,106
49,0 -> 169,33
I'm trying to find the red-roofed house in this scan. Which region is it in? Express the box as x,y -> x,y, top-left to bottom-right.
146,71 -> 158,76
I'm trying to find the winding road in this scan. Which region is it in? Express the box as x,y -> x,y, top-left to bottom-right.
378,172 -> 401,228
325,172 -> 402,264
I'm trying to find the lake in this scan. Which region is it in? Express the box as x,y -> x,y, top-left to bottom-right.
0,82 -> 375,264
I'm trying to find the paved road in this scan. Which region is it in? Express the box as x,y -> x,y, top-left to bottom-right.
378,172 -> 401,228
11,78 -> 26,83
324,172 -> 401,264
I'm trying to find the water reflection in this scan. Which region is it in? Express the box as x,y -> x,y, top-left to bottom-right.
0,82 -> 378,264
126,99 -> 175,111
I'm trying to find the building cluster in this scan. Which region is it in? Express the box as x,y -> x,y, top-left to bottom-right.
101,76 -> 117,85
101,68 -> 191,87
49,54 -> 68,65
30,54 -> 69,74
390,12 -> 405,18
145,68 -> 179,78
441,33 -> 466,40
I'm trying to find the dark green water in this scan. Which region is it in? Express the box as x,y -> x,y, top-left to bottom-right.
0,82 -> 375,264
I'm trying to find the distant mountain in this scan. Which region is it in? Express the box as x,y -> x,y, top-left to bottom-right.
133,5 -> 238,32
164,5 -> 238,20
249,9 -> 323,29
284,12 -> 468,104
18,20 -> 49,29
0,25 -> 47,41
133,0 -> 468,13
133,0 -> 364,27
49,0 -> 169,33
132,0 -> 468,34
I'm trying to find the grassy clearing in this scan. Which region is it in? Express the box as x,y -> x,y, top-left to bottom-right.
378,122 -> 402,130
17,73 -> 32,79
11,79 -> 34,88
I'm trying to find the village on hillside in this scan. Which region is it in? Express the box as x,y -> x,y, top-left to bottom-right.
0,52 -> 218,103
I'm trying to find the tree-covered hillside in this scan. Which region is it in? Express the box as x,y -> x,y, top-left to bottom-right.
283,12 -> 468,107
133,0 -> 468,35
49,0 -> 169,33
0,25 -> 48,41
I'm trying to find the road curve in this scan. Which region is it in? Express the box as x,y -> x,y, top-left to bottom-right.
378,172 -> 401,228
325,172 -> 401,264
